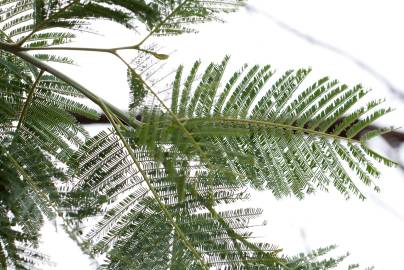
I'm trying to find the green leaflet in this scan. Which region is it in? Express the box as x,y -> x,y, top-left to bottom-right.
128,69 -> 148,111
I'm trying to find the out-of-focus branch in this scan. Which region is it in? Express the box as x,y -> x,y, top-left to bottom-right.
245,4 -> 404,101
245,4 -> 404,171
75,113 -> 404,145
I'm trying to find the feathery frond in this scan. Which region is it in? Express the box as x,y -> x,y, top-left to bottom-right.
158,57 -> 396,200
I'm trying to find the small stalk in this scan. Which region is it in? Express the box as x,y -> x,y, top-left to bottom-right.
0,41 -> 142,128
16,70 -> 45,131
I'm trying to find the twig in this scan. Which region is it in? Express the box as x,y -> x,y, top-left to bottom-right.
246,4 -> 404,101
16,70 -> 45,131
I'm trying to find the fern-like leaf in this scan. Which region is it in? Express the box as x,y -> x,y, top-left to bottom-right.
149,57 -> 396,200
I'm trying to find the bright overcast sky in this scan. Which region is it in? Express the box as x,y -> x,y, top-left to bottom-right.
38,1 -> 404,269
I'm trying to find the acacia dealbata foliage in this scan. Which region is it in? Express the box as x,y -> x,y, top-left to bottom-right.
0,0 -> 396,269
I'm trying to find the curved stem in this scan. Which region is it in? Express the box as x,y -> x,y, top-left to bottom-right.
0,41 -> 142,128
184,117 -> 361,144
16,70 -> 45,131
136,0 -> 191,47
17,44 -> 166,60
18,46 -> 115,53
0,29 -> 14,43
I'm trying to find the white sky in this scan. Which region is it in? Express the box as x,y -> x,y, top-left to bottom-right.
38,1 -> 404,269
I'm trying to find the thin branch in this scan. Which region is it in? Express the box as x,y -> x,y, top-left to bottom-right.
0,29 -> 14,43
18,46 -> 115,53
75,113 -> 404,145
187,117 -> 362,144
136,0 -> 192,47
246,4 -> 404,101
16,70 -> 45,131
0,40 -> 142,128
17,44 -> 168,60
